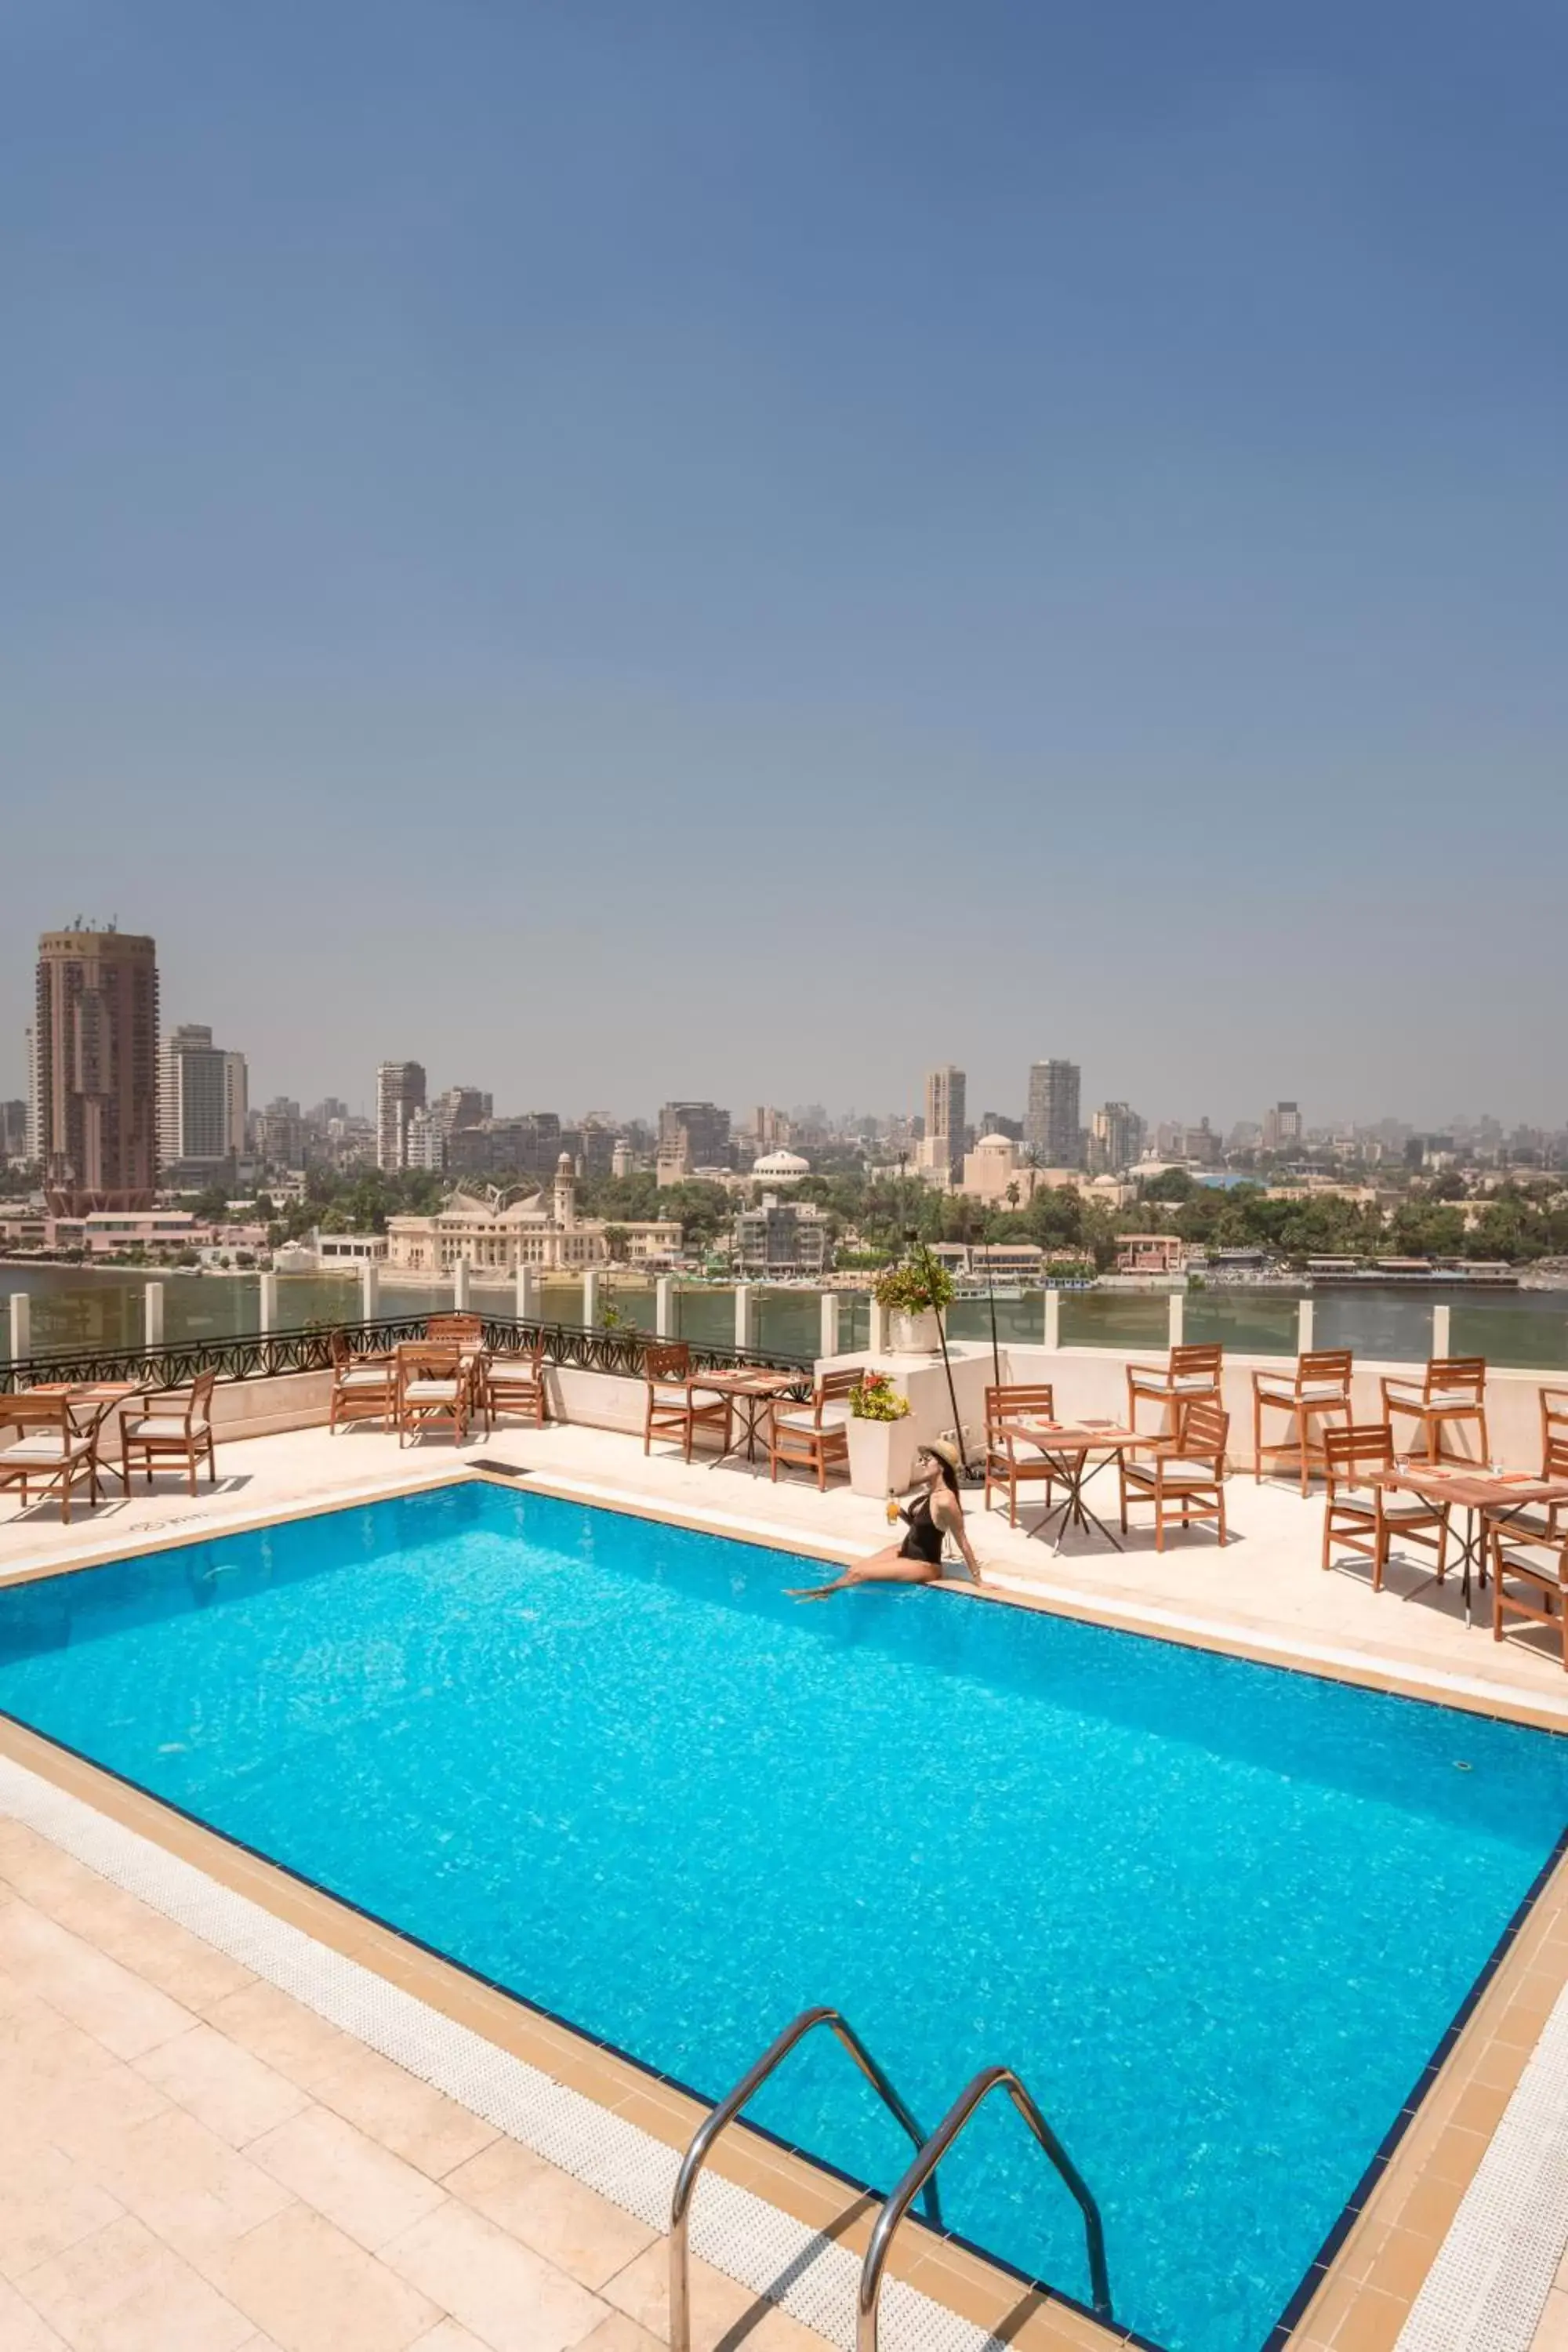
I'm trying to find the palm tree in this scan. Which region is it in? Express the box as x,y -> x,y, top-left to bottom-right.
1004,1180 -> 1021,1211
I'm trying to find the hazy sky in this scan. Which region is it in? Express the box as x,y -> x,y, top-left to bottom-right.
4,1 -> 1565,1131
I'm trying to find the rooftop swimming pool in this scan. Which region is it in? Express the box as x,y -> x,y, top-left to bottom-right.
2,1481 -> 1565,2352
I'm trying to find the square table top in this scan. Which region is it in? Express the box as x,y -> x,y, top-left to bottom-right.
1002,1417 -> 1142,1454
1372,1466 -> 1568,1512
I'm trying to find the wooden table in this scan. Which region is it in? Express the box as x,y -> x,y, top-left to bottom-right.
1007,1417 -> 1145,1552
691,1368 -> 809,1465
9,1381 -> 148,1499
1372,1467 -> 1568,1623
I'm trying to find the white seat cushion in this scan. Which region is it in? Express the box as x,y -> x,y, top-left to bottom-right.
1332,1485 -> 1435,1519
1386,1383 -> 1477,1410
1131,1371 -> 1217,1393
773,1410 -> 834,1434
1125,1457 -> 1218,1485
817,1402 -> 852,1428
0,1436 -> 91,1465
1497,1541 -> 1568,1584
1258,1377 -> 1348,1403
123,1417 -> 207,1441
337,1366 -> 392,1388
403,1381 -> 461,1403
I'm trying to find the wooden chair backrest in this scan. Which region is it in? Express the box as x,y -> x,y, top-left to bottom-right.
1323,1422 -> 1394,1486
1171,1345 -> 1223,1377
396,1342 -> 462,1380
819,1368 -> 861,1403
1178,1399 -> 1229,1460
188,1370 -> 217,1418
985,1384 -> 1055,1425
1427,1357 -> 1485,1399
644,1342 -> 691,1385
426,1313 -> 484,1344
1300,1350 -> 1352,1385
2,1394 -> 74,1437
1544,1432 -> 1568,1485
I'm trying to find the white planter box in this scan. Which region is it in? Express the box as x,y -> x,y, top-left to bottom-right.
847,1414 -> 920,1498
887,1308 -> 942,1354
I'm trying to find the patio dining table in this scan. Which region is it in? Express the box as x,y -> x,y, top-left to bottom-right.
1006,1416 -> 1145,1553
4,1379 -> 150,1500
689,1367 -> 809,1465
1371,1465 -> 1568,1625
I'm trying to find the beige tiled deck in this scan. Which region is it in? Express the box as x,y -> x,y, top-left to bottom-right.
5,1410 -> 1568,2352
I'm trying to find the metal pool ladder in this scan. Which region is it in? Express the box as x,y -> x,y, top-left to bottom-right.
670,2017 -> 1113,2352
856,2064 -> 1112,2352
669,2006 -> 944,2352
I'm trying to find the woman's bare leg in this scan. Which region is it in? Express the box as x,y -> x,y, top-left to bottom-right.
787,1546 -> 941,1600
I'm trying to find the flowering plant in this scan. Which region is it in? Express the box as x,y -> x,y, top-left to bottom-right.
872,1258 -> 955,1316
850,1370 -> 911,1422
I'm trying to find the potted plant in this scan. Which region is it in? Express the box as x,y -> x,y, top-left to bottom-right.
873,1257 -> 955,1354
846,1369 -> 918,1498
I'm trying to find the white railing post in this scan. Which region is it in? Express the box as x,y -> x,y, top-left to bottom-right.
656,1275 -> 676,1338
143,1280 -> 165,1348
1297,1297 -> 1314,1355
1167,1290 -> 1185,1348
1432,1302 -> 1451,1360
8,1292 -> 30,1364
256,1273 -> 276,1337
735,1283 -> 755,1352
515,1265 -> 539,1323
820,1290 -> 841,1359
452,1258 -> 471,1311
361,1260 -> 379,1325
582,1269 -> 601,1328
1044,1287 -> 1061,1352
868,1296 -> 887,1356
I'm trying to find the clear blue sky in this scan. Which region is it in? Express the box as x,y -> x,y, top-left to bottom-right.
4,0 -> 1564,1130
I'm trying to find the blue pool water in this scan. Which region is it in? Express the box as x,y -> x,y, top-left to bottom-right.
2,1484 -> 1565,2352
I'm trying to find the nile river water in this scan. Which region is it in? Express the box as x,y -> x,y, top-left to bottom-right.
2,1265 -> 1566,1370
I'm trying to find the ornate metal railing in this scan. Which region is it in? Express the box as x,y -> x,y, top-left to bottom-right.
0,1314 -> 815,1398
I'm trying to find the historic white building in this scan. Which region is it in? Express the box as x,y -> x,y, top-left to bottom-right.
386,1158 -> 681,1274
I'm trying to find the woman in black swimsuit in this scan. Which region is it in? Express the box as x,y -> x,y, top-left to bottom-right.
789,1438 -> 982,1600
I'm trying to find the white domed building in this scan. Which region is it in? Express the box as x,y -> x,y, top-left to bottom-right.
750,1149 -> 811,1184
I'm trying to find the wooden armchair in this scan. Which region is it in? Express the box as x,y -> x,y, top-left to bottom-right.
120,1370 -> 218,1496
1380,1358 -> 1488,1468
982,1384 -> 1059,1526
328,1328 -> 397,1433
1320,1423 -> 1449,1592
395,1344 -> 470,1447
1251,1350 -> 1353,1494
1126,1345 -> 1223,1439
0,1394 -> 103,1523
643,1343 -> 731,1463
426,1313 -> 485,1347
483,1335 -> 550,1432
1120,1397 -> 1229,1552
1490,1523 -> 1568,1671
768,1369 -> 858,1490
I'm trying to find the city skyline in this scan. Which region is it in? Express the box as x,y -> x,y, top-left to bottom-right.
5,5 -> 1566,1128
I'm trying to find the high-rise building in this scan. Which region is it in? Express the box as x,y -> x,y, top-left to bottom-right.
158,1025 -> 248,1176
658,1100 -> 731,1174
1025,1059 -> 1082,1168
1089,1102 -> 1145,1174
34,927 -> 159,1212
1261,1100 -> 1304,1153
922,1065 -> 966,1183
376,1061 -> 427,1171
0,1100 -> 27,1163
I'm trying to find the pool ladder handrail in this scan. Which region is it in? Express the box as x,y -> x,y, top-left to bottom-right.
857,2063 -> 1113,2352
670,2005 -> 944,2352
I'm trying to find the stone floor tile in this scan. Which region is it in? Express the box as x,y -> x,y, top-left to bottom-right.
0,2276 -> 69,2349
312,2046 -> 499,2180
18,2212 -> 255,2352
598,2241 -> 823,2351
49,1875 -> 257,2011
379,2199 -> 608,2352
214,2205 -> 441,2352
135,2020 -> 312,2146
0,1897 -> 197,2060
407,2325 -> 496,2352
200,1980 -> 357,2092
246,2105 -> 448,2253
0,2137 -> 124,2283
572,2313 -> 667,2352
89,2104 -> 297,2274
27,2049 -> 176,2169
444,2139 -> 656,2290
1532,2286 -> 1568,2352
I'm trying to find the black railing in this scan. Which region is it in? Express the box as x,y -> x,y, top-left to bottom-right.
0,1314 -> 815,1399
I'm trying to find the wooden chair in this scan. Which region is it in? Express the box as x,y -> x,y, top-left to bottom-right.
0,1394 -> 103,1523
1490,1524 -> 1568,1671
1544,1389 -> 1568,1480
643,1342 -> 731,1463
328,1329 -> 397,1433
483,1335 -> 550,1432
1251,1351 -> 1353,1494
426,1313 -> 485,1346
1126,1345 -> 1223,1439
1380,1358 -> 1488,1468
395,1343 -> 470,1447
982,1384 -> 1059,1526
1320,1423 -> 1450,1592
1119,1398 -> 1229,1552
119,1370 -> 218,1496
768,1369 -> 858,1490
